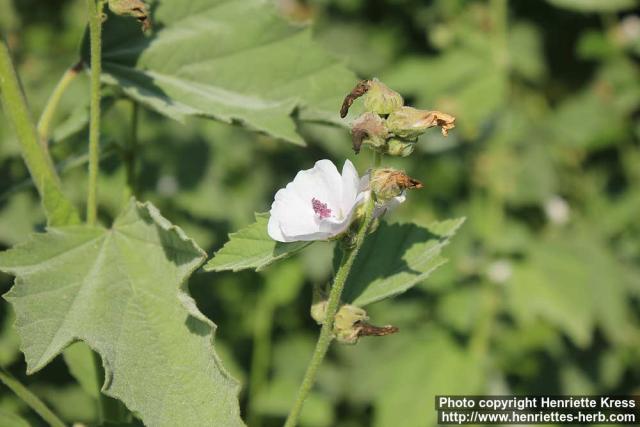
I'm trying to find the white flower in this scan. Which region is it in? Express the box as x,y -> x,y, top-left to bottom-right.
544,195 -> 570,225
268,159 -> 367,242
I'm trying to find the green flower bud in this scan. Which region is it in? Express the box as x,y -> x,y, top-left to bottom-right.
363,79 -> 404,115
387,106 -> 455,139
310,283 -> 328,324
387,138 -> 416,157
370,168 -> 423,202
350,112 -> 389,154
108,0 -> 150,31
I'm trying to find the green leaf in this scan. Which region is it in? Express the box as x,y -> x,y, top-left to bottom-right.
0,369 -> 66,427
342,218 -> 465,306
373,330 -> 483,427
86,0 -> 357,145
342,327 -> 483,427
546,0 -> 639,12
507,233 -> 638,348
204,213 -> 312,272
0,200 -> 243,427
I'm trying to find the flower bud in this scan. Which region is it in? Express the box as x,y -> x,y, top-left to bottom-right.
387,106 -> 455,139
108,0 -> 151,31
350,112 -> 389,154
334,304 -> 368,344
387,138 -> 416,157
310,284 -> 328,324
370,168 -> 423,202
363,79 -> 404,115
340,79 -> 404,118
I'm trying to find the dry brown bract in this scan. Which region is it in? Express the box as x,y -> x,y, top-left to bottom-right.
340,79 -> 371,118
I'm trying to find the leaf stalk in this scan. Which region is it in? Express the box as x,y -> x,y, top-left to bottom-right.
0,36 -> 79,225
86,0 -> 105,225
37,61 -> 83,144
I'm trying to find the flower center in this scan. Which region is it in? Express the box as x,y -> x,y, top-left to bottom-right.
311,198 -> 332,219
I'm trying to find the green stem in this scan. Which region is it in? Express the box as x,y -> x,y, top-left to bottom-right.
37,61 -> 83,144
86,0 -> 104,225
124,101 -> 139,200
0,369 -> 66,427
0,36 -> 79,226
284,198 -> 375,427
373,151 -> 382,167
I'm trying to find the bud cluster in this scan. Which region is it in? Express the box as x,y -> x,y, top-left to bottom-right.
340,79 -> 455,156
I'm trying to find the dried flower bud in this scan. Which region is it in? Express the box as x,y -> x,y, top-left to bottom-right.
108,0 -> 151,31
387,138 -> 416,157
363,79 -> 404,115
387,106 -> 455,139
370,168 -> 423,202
350,112 -> 389,154
334,304 -> 369,344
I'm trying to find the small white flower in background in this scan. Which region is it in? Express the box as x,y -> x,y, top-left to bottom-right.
157,175 -> 179,197
268,159 -> 368,242
486,259 -> 513,284
544,195 -> 570,225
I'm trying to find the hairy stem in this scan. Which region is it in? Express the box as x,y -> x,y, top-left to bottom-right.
0,36 -> 79,226
86,0 -> 104,225
284,198 -> 375,427
37,61 -> 83,144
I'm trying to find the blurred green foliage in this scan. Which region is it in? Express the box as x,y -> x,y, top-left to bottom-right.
1,0 -> 640,426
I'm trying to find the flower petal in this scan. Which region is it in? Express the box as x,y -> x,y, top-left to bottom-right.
290,160 -> 342,211
340,159 -> 361,214
267,214 -> 287,242
267,159 -> 367,242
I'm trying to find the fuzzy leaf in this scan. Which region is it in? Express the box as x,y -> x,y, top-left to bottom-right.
546,0 -> 639,12
205,213 -> 311,272
85,0 -> 357,144
342,218 -> 465,306
0,200 -> 243,427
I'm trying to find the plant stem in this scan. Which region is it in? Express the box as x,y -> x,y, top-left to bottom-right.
284,198 -> 375,427
373,151 -> 382,167
0,369 -> 66,427
37,61 -> 83,145
86,0 -> 104,225
0,36 -> 79,226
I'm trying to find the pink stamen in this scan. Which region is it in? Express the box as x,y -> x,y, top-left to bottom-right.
312,198 -> 332,219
